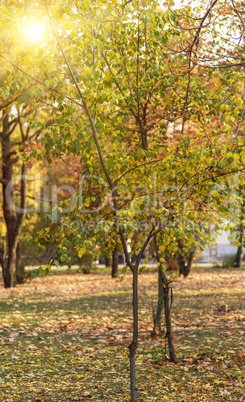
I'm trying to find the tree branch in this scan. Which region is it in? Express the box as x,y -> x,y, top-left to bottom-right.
45,0 -> 114,190
0,54 -> 85,110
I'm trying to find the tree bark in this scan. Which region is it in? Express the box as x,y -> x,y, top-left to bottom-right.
234,245 -> 243,268
0,241 -> 8,286
0,112 -> 27,288
129,265 -> 138,401
152,263 -> 164,335
105,255 -> 112,268
111,248 -> 118,277
161,267 -> 177,364
16,242 -> 27,284
153,237 -> 177,363
176,240 -> 195,277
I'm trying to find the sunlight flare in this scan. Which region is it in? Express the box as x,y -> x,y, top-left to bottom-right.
22,20 -> 45,43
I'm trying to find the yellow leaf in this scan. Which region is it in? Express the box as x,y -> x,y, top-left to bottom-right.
233,153 -> 240,163
78,247 -> 86,258
241,153 -> 245,165
40,264 -> 51,271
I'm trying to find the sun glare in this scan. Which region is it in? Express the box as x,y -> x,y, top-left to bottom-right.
22,20 -> 45,43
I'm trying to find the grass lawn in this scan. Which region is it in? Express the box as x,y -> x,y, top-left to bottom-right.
0,266 -> 245,401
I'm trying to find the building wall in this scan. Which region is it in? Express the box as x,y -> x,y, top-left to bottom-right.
198,231 -> 244,262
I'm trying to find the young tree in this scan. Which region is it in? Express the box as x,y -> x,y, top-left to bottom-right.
3,1 -> 245,400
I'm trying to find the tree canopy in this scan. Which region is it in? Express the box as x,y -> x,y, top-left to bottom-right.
1,0 -> 245,399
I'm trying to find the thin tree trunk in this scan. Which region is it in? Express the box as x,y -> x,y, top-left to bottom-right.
234,227 -> 243,268
111,249 -> 118,277
154,237 -> 177,363
152,264 -> 164,335
129,265 -> 138,401
161,268 -> 177,364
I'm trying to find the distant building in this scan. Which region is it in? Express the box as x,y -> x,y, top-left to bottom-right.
199,231 -> 243,262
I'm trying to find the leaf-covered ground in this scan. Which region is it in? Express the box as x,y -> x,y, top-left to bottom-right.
0,267 -> 245,401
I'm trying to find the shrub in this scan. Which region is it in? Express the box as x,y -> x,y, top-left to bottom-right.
76,249 -> 98,274
222,254 -> 236,268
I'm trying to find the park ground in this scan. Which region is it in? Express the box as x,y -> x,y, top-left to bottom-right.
0,266 -> 245,401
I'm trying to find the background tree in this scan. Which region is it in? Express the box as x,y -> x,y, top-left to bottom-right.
2,0 -> 245,401
0,102 -> 51,287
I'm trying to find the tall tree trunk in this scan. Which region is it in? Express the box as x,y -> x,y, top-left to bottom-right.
111,248 -> 118,277
1,112 -> 27,288
0,240 -> 8,286
234,246 -> 243,268
8,242 -> 18,288
105,255 -> 112,268
234,227 -> 244,268
16,241 -> 27,284
129,265 -> 138,401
